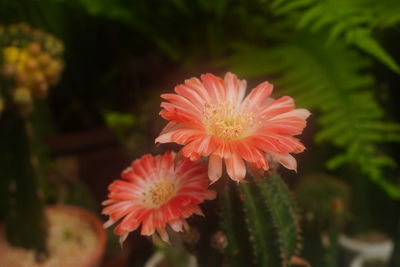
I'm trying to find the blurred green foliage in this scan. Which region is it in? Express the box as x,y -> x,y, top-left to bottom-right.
296,173 -> 350,266
103,111 -> 135,139
1,0 -> 400,265
272,0 -> 400,73
228,33 -> 400,198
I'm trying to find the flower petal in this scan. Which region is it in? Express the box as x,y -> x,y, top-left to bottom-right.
271,108 -> 311,120
270,153 -> 297,171
225,153 -> 246,181
208,153 -> 222,183
201,73 -> 226,104
242,81 -> 273,111
224,72 -> 247,104
259,96 -> 295,119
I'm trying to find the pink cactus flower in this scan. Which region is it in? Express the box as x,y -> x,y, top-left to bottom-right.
156,72 -> 310,182
102,151 -> 216,245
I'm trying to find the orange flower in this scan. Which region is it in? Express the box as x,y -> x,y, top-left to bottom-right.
156,72 -> 310,182
102,151 -> 216,245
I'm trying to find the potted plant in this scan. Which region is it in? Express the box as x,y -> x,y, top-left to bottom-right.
296,173 -> 351,267
0,22 -> 106,266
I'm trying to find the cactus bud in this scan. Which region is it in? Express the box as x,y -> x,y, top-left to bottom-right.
25,58 -> 39,71
16,72 -> 29,85
31,70 -> 45,84
33,82 -> 49,99
27,42 -> 42,56
13,87 -> 32,105
38,53 -> 52,67
180,227 -> 200,245
211,231 -> 228,252
2,63 -> 16,77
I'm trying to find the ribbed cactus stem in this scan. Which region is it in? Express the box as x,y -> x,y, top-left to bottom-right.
0,109 -> 48,257
219,171 -> 301,267
255,173 -> 301,262
240,181 -> 283,266
219,182 -> 253,267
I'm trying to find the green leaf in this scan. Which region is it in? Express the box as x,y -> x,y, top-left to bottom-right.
346,29 -> 400,73
270,0 -> 400,73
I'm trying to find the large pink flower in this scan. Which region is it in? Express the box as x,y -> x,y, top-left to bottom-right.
102,151 -> 216,245
156,72 -> 310,182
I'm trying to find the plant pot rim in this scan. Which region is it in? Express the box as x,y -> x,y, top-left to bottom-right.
350,254 -> 387,267
144,251 -> 198,267
339,233 -> 393,259
47,205 -> 106,267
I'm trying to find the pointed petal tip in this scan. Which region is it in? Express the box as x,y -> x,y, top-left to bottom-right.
209,176 -> 220,185
103,219 -> 115,229
119,233 -> 128,248
156,227 -> 170,244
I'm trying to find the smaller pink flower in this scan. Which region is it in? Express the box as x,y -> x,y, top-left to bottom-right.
102,151 -> 216,245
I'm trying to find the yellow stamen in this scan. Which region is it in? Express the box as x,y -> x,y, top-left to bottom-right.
145,180 -> 175,207
204,101 -> 254,140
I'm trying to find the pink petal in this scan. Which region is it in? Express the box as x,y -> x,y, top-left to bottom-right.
161,93 -> 202,115
159,102 -> 203,128
201,73 -> 226,104
270,153 -> 297,171
225,153 -> 246,181
157,227 -> 170,243
103,219 -> 115,228
234,140 -> 268,169
119,233 -> 128,247
156,128 -> 204,145
259,96 -> 294,119
257,117 -> 307,136
250,134 -> 304,154
169,219 -> 184,232
271,108 -> 311,120
180,77 -> 211,105
224,72 -> 247,104
241,81 -> 273,112
208,153 -> 223,183
182,141 -> 202,161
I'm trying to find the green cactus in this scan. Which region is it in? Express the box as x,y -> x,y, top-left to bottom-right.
296,173 -> 349,233
0,108 -> 48,257
219,182 -> 253,267
219,171 -> 302,267
0,23 -> 64,258
296,173 -> 350,267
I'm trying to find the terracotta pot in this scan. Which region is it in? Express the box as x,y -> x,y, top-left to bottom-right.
47,205 -> 107,267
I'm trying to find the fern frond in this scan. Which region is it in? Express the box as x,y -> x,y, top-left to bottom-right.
227,32 -> 400,198
271,0 -> 400,73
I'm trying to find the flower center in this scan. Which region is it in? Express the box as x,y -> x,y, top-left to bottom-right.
145,180 -> 175,207
204,102 -> 254,141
